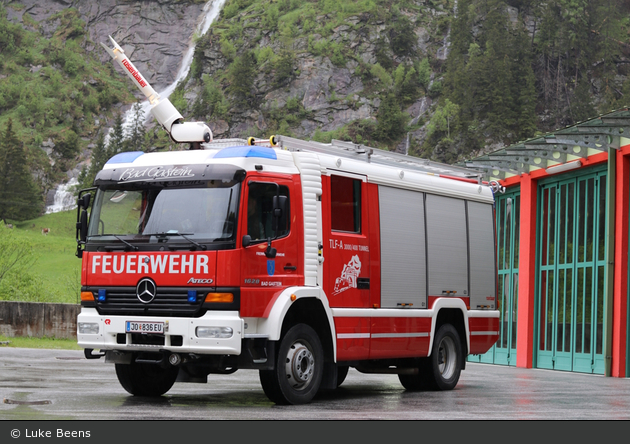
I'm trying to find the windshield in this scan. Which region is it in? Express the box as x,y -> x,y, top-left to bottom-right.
87,181 -> 241,248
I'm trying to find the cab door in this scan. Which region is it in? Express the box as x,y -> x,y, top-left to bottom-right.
240,177 -> 301,318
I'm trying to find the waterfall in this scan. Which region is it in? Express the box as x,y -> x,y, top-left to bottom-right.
120,0 -> 227,137
436,0 -> 457,61
46,1 -> 227,214
46,177 -> 79,214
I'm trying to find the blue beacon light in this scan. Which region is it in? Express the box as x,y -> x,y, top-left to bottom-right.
187,290 -> 198,303
97,289 -> 107,302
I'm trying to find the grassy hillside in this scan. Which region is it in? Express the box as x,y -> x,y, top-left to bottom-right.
1,210 -> 81,304
0,4 -> 132,196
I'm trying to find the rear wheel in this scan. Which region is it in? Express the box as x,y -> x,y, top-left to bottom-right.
115,360 -> 179,397
398,324 -> 462,391
427,323 -> 462,390
259,324 -> 324,405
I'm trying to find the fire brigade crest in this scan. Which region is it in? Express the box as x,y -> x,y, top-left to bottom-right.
333,255 -> 362,295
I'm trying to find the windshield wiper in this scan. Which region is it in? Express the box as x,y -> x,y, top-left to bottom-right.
113,235 -> 138,251
148,232 -> 207,251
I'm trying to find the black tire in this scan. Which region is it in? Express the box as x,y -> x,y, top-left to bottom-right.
427,323 -> 462,390
259,324 -> 324,405
398,324 -> 462,391
336,365 -> 349,387
115,360 -> 179,397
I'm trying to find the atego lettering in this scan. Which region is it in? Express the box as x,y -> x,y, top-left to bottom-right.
187,277 -> 213,284
92,254 -> 208,275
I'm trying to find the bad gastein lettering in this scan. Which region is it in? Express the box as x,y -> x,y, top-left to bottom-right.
119,166 -> 195,182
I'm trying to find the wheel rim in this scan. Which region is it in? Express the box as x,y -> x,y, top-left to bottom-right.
285,341 -> 315,390
437,336 -> 457,379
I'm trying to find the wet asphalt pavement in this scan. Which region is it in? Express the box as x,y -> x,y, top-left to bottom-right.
0,347 -> 629,421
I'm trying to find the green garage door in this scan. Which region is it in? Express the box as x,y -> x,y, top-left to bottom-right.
536,169 -> 606,374
469,190 -> 519,366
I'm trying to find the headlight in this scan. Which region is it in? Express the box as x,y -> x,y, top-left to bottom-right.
78,323 -> 99,335
196,326 -> 233,339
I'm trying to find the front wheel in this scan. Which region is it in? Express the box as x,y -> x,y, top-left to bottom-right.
259,324 -> 324,405
115,360 -> 179,397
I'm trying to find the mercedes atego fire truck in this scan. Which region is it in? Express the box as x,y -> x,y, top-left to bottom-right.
75,37 -> 500,405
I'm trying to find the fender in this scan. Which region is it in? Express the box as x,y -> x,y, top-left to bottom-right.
332,299 -> 472,358
427,298 -> 470,355
256,286 -> 337,360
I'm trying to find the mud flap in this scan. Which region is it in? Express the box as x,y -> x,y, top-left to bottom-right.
319,361 -> 339,390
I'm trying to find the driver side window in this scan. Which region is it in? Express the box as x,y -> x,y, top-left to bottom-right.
247,183 -> 290,241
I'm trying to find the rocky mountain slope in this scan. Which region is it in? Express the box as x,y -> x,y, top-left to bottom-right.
5,0 -> 206,92
2,0 -> 630,214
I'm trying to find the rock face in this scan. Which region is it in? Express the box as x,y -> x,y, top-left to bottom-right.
194,10 -> 447,141
5,0 -> 206,93
5,0 -> 450,153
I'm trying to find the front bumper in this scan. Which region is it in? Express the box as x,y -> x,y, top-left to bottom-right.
77,307 -> 244,355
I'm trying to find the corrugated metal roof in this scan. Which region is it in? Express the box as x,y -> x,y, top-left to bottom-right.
461,108 -> 630,181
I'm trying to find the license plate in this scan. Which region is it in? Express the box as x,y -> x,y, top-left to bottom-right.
125,321 -> 164,334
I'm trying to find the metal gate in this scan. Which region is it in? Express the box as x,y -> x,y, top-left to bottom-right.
536,169 -> 606,374
469,190 -> 519,365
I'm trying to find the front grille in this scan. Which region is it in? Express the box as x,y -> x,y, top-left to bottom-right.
89,286 -> 208,317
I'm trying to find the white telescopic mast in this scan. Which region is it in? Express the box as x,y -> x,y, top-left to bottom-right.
101,35 -> 212,147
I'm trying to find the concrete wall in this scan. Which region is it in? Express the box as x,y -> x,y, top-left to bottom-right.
0,301 -> 80,339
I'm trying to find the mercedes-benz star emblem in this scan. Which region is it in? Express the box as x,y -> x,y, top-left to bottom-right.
136,278 -> 157,304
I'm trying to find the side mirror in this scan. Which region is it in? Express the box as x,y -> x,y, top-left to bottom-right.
79,209 -> 88,242
79,193 -> 91,209
242,234 -> 252,247
265,237 -> 277,258
75,188 -> 95,259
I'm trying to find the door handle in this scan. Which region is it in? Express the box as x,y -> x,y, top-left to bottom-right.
284,265 -> 297,271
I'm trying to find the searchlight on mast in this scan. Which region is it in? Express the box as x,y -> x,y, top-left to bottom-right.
101,35 -> 212,149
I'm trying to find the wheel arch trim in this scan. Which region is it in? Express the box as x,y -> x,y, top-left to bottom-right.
428,298 -> 470,356
256,286 -> 337,360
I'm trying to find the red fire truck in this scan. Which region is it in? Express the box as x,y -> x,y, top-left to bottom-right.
75,37 -> 500,405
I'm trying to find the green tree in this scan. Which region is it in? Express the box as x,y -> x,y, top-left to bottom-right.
387,10 -> 417,57
227,50 -> 257,106
0,118 -> 43,222
375,93 -> 407,142
107,112 -> 125,158
417,58 -> 431,89
190,44 -> 204,80
511,21 -> 538,140
54,129 -> 80,160
571,78 -> 597,123
274,47 -> 295,87
395,64 -> 421,105
426,99 -> 460,141
125,102 -> 147,152
78,131 -> 107,189
192,74 -> 229,120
